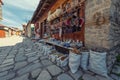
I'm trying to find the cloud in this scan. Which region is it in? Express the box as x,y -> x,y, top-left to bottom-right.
0,0 -> 40,29
1,17 -> 22,28
4,0 -> 39,11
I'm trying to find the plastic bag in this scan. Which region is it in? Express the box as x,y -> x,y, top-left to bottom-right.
43,46 -> 51,56
69,51 -> 81,73
56,56 -> 68,67
88,50 -> 108,77
50,54 -> 57,62
40,46 -> 45,54
81,52 -> 89,71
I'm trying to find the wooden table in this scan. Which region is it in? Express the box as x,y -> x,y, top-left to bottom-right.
44,41 -> 72,54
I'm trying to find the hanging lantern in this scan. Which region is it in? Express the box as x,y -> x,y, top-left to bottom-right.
47,11 -> 52,21
47,15 -> 50,22
55,9 -> 63,17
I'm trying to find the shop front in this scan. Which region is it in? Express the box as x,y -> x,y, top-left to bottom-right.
0,29 -> 5,38
0,25 -> 9,38
30,0 -> 88,74
31,0 -> 85,45
30,0 -> 120,78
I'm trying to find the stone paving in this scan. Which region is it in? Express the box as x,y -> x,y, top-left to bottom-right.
0,36 -> 120,80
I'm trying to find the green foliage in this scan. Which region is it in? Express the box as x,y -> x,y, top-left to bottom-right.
112,72 -> 120,77
31,27 -> 34,31
116,62 -> 120,66
79,77 -> 84,80
116,54 -> 120,62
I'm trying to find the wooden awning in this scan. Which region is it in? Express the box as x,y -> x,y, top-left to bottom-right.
31,0 -> 57,23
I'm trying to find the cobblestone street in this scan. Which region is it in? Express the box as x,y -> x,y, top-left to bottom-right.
0,36 -> 119,80
0,36 -> 80,80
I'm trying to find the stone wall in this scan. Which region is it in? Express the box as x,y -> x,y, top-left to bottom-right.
109,0 -> 120,47
107,0 -> 120,73
85,0 -> 120,73
85,0 -> 111,49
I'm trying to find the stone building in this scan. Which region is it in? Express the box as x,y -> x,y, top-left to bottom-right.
0,24 -> 12,38
85,0 -> 120,72
0,0 -> 3,20
22,23 -> 33,38
22,24 -> 27,36
30,0 -> 120,49
30,0 -> 120,73
85,0 -> 120,49
31,0 -> 85,41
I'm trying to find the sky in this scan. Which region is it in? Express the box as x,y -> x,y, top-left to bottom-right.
0,0 -> 40,29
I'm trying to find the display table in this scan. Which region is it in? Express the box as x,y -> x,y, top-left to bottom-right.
44,41 -> 72,54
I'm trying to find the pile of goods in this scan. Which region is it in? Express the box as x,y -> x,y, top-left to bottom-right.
35,40 -> 108,78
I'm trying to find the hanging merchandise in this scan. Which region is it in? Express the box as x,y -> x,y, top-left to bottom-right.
47,11 -> 52,21
67,26 -> 72,33
51,25 -> 55,30
75,0 -> 79,6
55,8 -> 63,17
65,26 -> 69,33
62,22 -> 66,34
59,27 -> 62,38
47,15 -> 50,22
56,28 -> 59,34
49,15 -> 52,21
66,2 -> 71,11
51,13 -> 56,20
79,18 -> 84,27
69,50 -> 81,73
71,14 -> 77,32
71,0 -> 75,8
48,11 -> 51,16
75,17 -> 80,31
72,25 -> 77,32
65,18 -> 71,26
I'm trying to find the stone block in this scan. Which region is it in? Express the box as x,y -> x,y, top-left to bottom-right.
112,65 -> 120,74
0,72 -> 15,80
41,60 -> 53,66
27,56 -> 39,63
95,75 -> 114,80
47,65 -> 62,76
31,68 -> 41,78
12,73 -> 29,80
0,65 -> 14,72
0,71 -> 8,77
6,54 -> 15,59
82,74 -> 98,80
40,56 -> 48,60
68,70 -> 83,80
14,61 -> 28,70
17,63 -> 41,76
15,55 -> 27,62
110,74 -> 119,80
25,52 -> 37,57
37,70 -> 51,80
57,73 -> 73,80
